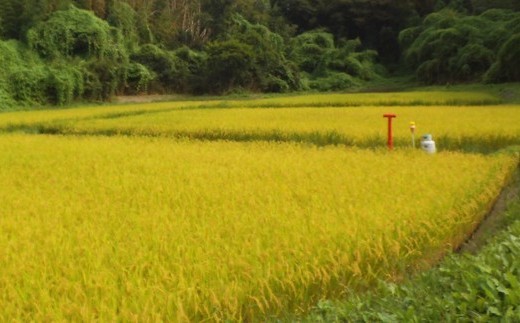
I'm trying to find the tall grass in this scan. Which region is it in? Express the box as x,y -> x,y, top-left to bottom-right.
0,134 -> 516,320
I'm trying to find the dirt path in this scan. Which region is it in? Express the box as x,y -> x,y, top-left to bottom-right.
458,167 -> 520,254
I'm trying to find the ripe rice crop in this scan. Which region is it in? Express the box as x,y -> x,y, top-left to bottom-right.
0,90 -> 500,133
234,91 -> 501,107
48,105 -> 520,152
0,134 -> 516,321
0,100 -> 213,132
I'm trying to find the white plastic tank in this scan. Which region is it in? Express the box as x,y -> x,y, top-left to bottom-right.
421,134 -> 436,154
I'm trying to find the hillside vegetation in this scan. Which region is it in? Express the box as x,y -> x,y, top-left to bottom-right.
0,0 -> 519,108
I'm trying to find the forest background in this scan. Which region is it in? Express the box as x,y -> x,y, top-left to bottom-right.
0,0 -> 519,108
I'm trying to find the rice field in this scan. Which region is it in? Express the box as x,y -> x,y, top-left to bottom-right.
0,90 -> 519,321
231,91 -> 501,107
0,90 -> 501,132
44,105 -> 520,152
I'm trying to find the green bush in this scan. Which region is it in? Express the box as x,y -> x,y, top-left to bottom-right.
106,1 -> 140,51
204,39 -> 256,94
83,58 -> 121,101
224,15 -> 301,93
308,72 -> 361,92
23,5 -> 141,101
454,43 -> 494,80
288,30 -> 382,91
289,30 -> 335,74
0,39 -> 85,107
261,75 -> 290,93
122,62 -> 155,94
172,46 -> 207,94
0,87 -> 16,110
27,5 -> 120,60
131,44 -> 180,92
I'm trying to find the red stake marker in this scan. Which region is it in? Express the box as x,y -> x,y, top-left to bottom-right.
383,114 -> 397,150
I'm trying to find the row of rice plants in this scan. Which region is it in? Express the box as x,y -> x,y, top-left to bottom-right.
0,90 -> 500,133
232,91 -> 501,108
0,134 -> 516,321
40,105 -> 520,152
0,100 -> 209,132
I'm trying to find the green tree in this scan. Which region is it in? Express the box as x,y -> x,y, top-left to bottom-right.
288,30 -> 382,91
227,15 -> 300,92
205,39 -> 256,93
106,1 -> 140,50
25,5 -> 152,100
131,44 -> 188,92
276,0 -> 419,63
485,33 -> 520,83
401,8 -> 520,83
27,5 -> 123,59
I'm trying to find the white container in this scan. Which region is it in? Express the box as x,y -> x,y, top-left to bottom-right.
421,134 -> 436,154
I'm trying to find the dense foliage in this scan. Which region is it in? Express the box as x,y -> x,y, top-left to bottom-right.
0,0 -> 519,107
400,9 -> 520,84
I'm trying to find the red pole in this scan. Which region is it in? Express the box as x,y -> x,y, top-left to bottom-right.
383,114 -> 397,150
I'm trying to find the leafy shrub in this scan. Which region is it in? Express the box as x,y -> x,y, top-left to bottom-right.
45,64 -> 85,105
0,87 -> 16,110
172,46 -> 208,93
289,30 -> 335,74
106,1 -> 140,51
223,15 -> 301,93
261,75 -> 290,93
83,58 -> 121,101
10,67 -> 47,103
0,39 -> 84,106
204,39 -> 255,94
455,43 -> 494,80
131,44 -> 179,92
308,72 -> 360,92
289,30 -> 382,91
122,62 -> 155,94
27,5 -> 121,60
23,5 -> 142,101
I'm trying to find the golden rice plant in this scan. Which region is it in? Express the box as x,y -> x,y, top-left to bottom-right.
50,105 -> 520,151
0,90 -> 501,133
235,91 -> 501,107
0,134 -> 516,321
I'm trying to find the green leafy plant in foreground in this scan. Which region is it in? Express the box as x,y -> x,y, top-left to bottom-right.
307,177 -> 520,322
